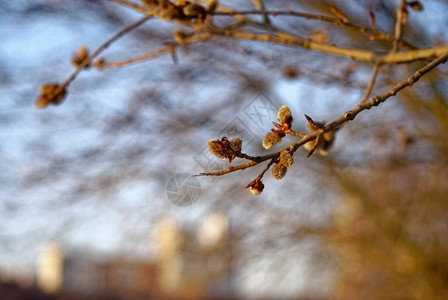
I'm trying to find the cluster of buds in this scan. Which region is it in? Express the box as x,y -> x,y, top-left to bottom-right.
207,136 -> 242,164
262,105 -> 293,149
35,83 -> 67,109
204,105 -> 337,196
141,0 -> 214,21
272,150 -> 294,180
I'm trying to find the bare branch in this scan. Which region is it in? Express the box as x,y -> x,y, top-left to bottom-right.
199,51 -> 448,180
211,9 -> 416,50
218,30 -> 448,64
392,0 -> 407,52
109,0 -> 148,13
62,15 -> 151,89
360,63 -> 381,103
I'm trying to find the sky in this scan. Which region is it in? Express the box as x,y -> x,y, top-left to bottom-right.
0,0 -> 447,297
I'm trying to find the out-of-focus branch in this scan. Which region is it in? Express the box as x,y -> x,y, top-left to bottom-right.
94,32 -> 212,68
360,63 -> 381,103
212,9 -> 415,50
392,0 -> 407,52
219,30 -> 448,64
109,0 -> 148,13
62,15 -> 151,89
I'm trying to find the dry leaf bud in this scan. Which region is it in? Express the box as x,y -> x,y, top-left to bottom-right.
408,1 -> 423,11
71,45 -> 89,67
263,131 -> 282,149
272,164 -> 287,180
173,31 -> 186,44
246,179 -> 264,195
230,137 -> 242,152
277,105 -> 293,124
94,58 -> 106,68
279,151 -> 293,167
207,139 -> 226,159
155,3 -> 181,20
36,83 -> 67,108
182,3 -> 206,18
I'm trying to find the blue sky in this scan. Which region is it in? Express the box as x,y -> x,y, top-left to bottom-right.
1,1 -> 447,297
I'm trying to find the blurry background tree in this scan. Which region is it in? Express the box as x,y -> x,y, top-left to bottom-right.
1,0 -> 447,299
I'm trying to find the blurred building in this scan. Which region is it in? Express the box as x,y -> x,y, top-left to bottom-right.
37,243 -> 63,294
24,213 -> 237,299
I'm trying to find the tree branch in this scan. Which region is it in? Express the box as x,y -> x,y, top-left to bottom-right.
360,63 -> 381,103
61,15 -> 151,89
199,51 -> 448,178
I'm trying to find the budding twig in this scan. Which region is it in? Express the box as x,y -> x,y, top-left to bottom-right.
62,15 -> 151,89
199,51 -> 448,192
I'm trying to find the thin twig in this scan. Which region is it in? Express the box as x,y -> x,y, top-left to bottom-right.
211,9 -> 415,50
109,0 -> 148,13
218,30 -> 448,64
61,15 -> 151,89
96,45 -> 174,68
198,160 -> 258,176
392,0 -> 407,52
360,63 -> 381,103
96,32 -> 213,68
198,51 -> 448,177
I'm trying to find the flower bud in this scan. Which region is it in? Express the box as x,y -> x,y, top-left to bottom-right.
262,131 -> 282,149
207,140 -> 225,159
272,164 -> 287,180
277,105 -> 293,124
246,179 -> 264,195
230,137 -> 242,152
279,151 -> 293,167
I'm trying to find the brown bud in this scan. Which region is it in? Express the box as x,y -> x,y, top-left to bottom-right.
277,105 -> 293,124
173,31 -> 186,44
408,1 -> 423,11
182,3 -> 206,18
279,151 -> 293,167
36,83 -> 67,108
272,164 -> 287,180
230,137 -> 242,152
262,131 -> 282,149
207,139 -> 226,159
155,2 -> 181,20
246,179 -> 264,195
71,45 -> 89,68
